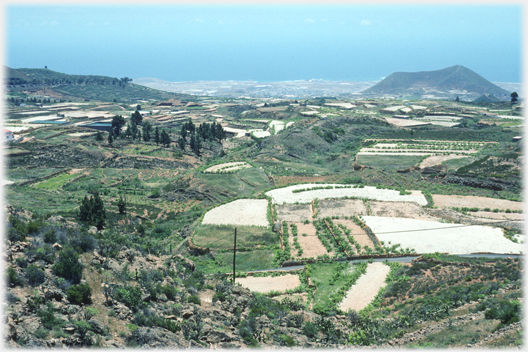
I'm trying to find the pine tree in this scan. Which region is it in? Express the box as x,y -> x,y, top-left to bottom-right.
108,131 -> 113,145
160,130 -> 171,147
154,126 -> 160,145
117,196 -> 126,214
178,137 -> 185,151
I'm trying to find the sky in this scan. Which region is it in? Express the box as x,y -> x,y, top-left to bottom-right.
5,4 -> 523,83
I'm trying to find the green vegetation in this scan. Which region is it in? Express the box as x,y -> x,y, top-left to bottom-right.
192,224 -> 276,249
4,84 -> 523,348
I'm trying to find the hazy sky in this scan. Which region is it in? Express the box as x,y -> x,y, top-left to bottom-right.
6,4 -> 523,82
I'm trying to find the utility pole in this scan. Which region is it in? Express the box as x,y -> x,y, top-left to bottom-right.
232,228 -> 237,284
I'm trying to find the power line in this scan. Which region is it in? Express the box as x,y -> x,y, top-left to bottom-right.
197,219 -> 522,245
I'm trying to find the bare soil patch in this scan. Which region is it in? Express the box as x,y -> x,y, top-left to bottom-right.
204,162 -> 251,173
295,222 -> 330,258
236,274 -> 301,293
339,262 -> 390,312
370,201 -> 440,221
316,199 -> 368,219
432,195 -> 523,211
276,204 -> 312,222
419,154 -> 469,168
333,219 -> 374,249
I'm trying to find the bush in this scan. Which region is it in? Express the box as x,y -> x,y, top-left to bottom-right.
161,285 -> 179,301
52,248 -> 84,284
302,321 -> 319,338
37,302 -> 65,330
35,244 -> 55,264
43,229 -> 57,244
185,295 -> 201,305
26,264 -> 46,286
34,327 -> 49,339
27,220 -> 44,235
485,300 -> 521,325
67,283 -> 92,305
7,266 -> 22,286
114,286 -> 143,312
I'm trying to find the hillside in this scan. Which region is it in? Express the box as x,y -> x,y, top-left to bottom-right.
4,67 -> 195,102
3,81 -> 523,348
362,65 -> 510,98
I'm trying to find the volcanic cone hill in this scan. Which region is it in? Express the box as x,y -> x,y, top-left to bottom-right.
362,65 -> 510,97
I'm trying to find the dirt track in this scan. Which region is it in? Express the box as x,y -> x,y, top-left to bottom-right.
339,262 -> 390,312
236,274 -> 301,293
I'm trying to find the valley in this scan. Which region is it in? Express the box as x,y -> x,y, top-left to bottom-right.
3,67 -> 524,349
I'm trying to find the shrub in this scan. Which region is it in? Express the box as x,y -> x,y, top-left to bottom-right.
35,244 -> 55,264
279,334 -> 297,347
185,295 -> 201,305
8,228 -> 24,242
52,248 -> 84,284
67,283 -> 92,305
27,220 -> 44,235
37,302 -> 65,330
161,285 -> 179,301
302,321 -> 319,338
43,229 -> 57,244
26,264 -> 46,286
485,300 -> 521,325
114,286 -> 143,312
7,266 -> 22,286
34,328 -> 49,339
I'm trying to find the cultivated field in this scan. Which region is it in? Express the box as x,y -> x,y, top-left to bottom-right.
432,195 -> 523,211
316,199 -> 368,219
276,203 -> 312,222
290,222 -> 330,258
266,184 -> 427,205
358,140 -> 484,157
362,216 -> 524,254
201,199 -> 269,226
338,262 -> 390,312
333,219 -> 374,249
369,201 -> 439,221
236,274 -> 301,293
204,161 -> 252,173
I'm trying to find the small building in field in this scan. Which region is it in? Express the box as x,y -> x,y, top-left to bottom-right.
4,129 -> 14,141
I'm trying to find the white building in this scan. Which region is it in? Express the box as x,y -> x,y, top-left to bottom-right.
4,129 -> 14,141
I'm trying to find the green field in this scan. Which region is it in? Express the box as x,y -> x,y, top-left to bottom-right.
33,172 -> 80,190
357,154 -> 423,170
442,156 -> 477,172
192,224 -> 276,249
309,261 -> 367,313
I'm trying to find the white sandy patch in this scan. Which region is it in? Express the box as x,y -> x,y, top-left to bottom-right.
202,199 -> 269,227
384,117 -> 431,127
268,120 -> 285,134
236,274 -> 301,293
419,154 -> 469,168
252,130 -> 271,138
363,216 -> 524,254
204,162 -> 251,173
266,184 -> 427,205
339,262 -> 390,312
68,132 -> 96,137
432,195 -> 523,211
